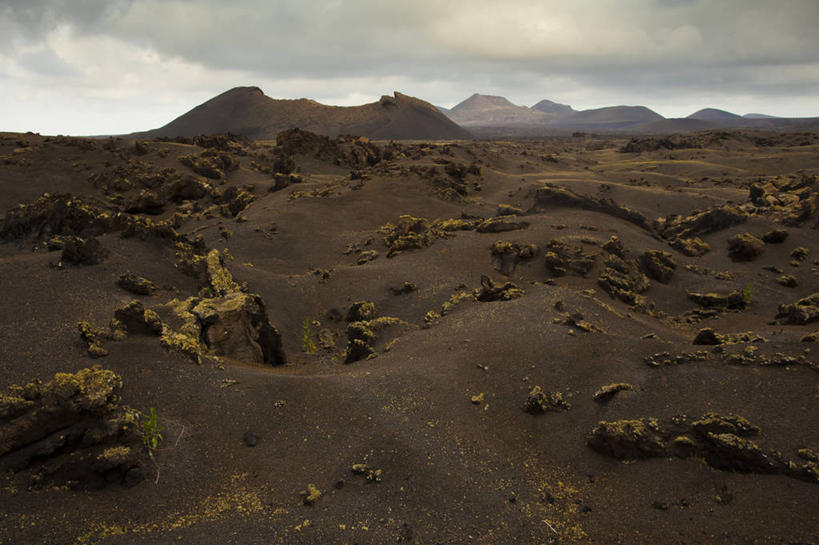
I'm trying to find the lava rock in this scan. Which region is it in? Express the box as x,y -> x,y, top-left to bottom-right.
640,250 -> 677,283
475,275 -> 525,302
346,301 -> 377,322
118,272 -> 158,295
762,229 -> 789,244
243,431 -> 258,447
592,383 -> 633,402
775,293 -> 819,325
693,328 -> 723,345
727,233 -> 765,261
114,300 -> 163,335
523,386 -> 570,414
191,292 -> 286,365
0,367 -> 147,489
60,236 -> 109,266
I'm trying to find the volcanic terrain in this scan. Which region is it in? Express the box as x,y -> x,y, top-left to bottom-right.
0,127 -> 817,544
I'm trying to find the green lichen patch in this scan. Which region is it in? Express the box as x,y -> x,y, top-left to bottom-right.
351,463 -> 383,482
343,317 -> 408,363
592,383 -> 633,402
301,483 -> 322,505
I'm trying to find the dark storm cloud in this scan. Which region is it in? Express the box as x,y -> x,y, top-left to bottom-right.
6,0 -> 817,75
0,0 -> 131,45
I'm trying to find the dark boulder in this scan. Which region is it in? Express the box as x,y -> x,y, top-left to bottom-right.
60,236 -> 109,266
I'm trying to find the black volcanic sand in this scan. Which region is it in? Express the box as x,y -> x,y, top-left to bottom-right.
0,130 -> 817,544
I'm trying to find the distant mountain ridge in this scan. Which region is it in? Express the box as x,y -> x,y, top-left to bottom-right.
134,87 -> 818,140
441,94 -> 818,135
135,87 -> 471,140
445,93 -> 663,130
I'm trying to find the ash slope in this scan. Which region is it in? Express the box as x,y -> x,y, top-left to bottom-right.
0,129 -> 818,544
136,86 -> 472,140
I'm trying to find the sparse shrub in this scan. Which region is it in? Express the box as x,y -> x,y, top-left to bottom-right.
301,318 -> 317,354
742,283 -> 754,306
142,407 -> 163,450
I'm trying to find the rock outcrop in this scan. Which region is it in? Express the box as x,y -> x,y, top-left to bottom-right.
639,250 -> 677,283
587,413 -> 817,483
544,239 -> 598,277
475,275 -> 525,302
190,293 -> 285,365
775,293 -> 819,325
0,367 -> 147,489
597,255 -> 651,307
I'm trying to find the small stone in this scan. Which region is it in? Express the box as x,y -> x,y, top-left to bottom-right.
523,386 -> 570,413
471,393 -> 485,405
243,431 -> 258,447
389,282 -> 417,295
118,272 -> 158,296
124,466 -> 145,488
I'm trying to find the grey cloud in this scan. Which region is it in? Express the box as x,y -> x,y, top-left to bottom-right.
0,0 -> 131,37
17,47 -> 78,76
4,0 -> 818,78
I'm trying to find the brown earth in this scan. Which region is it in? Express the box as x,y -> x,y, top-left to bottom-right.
0,128 -> 818,544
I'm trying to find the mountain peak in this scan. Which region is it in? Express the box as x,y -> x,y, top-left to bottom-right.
687,108 -> 742,121
454,94 -> 518,110
531,99 -> 574,115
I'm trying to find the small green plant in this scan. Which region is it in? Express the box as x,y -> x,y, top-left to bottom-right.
742,282 -> 754,306
301,318 -> 317,354
142,407 -> 164,450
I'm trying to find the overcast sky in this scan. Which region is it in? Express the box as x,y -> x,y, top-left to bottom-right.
1,0 -> 817,135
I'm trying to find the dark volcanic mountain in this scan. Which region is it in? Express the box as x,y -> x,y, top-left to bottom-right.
743,112 -> 780,119
687,108 -> 743,121
136,87 -> 471,140
555,105 -> 665,128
